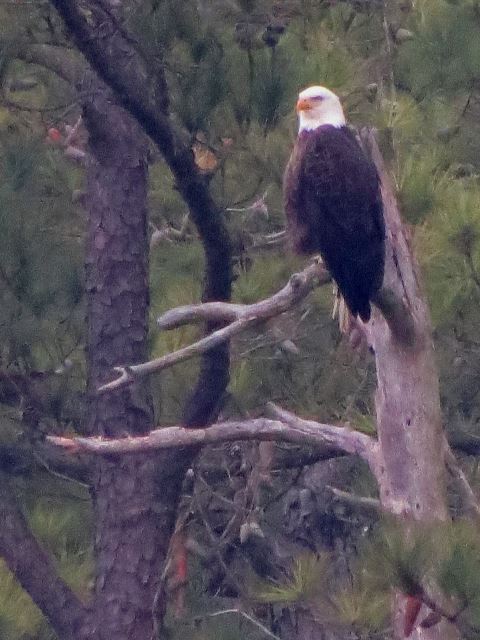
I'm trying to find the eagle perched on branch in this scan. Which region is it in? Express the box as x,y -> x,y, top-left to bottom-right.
283,86 -> 385,321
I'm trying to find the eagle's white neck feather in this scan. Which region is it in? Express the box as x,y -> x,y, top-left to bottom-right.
298,111 -> 346,131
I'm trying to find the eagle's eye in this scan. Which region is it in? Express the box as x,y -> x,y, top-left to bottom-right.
311,95 -> 324,102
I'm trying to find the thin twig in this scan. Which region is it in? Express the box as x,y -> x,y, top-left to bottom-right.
32,452 -> 90,489
326,485 -> 381,514
205,608 -> 282,640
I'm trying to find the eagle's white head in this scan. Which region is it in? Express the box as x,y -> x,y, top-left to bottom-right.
296,85 -> 346,132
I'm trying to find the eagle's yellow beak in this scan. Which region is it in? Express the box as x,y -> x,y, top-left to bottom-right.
296,97 -> 312,113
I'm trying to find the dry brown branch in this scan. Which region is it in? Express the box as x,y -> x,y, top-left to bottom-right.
193,483 -> 246,596
98,261 -> 330,393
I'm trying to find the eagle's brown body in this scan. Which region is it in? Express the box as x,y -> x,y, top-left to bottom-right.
284,125 -> 385,321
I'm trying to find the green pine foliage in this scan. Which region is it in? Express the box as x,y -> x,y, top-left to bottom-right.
396,0 -> 480,97
358,519 -> 480,636
252,553 -> 330,604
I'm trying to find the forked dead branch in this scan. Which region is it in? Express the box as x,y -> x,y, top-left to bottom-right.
97,260 -> 331,393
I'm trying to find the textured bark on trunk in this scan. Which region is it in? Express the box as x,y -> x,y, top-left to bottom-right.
361,131 -> 458,640
83,93 -> 189,640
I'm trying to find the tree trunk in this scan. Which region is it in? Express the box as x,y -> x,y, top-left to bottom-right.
83,91 -> 189,640
362,130 -> 458,640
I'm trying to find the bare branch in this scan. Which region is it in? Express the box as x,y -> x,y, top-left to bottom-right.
98,318 -> 254,393
158,261 -> 328,329
47,411 -> 379,475
0,479 -> 90,640
157,302 -> 246,330
250,230 -> 286,251
0,440 -> 89,483
265,403 -> 380,471
444,438 -> 480,520
99,261 -> 330,393
326,485 -> 381,514
193,483 -> 246,597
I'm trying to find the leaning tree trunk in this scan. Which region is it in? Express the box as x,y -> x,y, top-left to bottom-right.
83,91 -> 189,640
361,131 -> 458,640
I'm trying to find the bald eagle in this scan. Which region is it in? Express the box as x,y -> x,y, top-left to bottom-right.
283,86 -> 385,321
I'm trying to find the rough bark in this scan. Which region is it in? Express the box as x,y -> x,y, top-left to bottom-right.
82,89 -> 187,640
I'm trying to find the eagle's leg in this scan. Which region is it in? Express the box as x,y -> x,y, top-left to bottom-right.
332,284 -> 350,334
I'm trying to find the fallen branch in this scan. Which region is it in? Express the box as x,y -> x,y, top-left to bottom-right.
98,261 -> 330,393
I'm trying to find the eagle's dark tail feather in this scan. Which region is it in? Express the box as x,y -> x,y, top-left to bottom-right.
357,302 -> 371,322
342,290 -> 372,323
